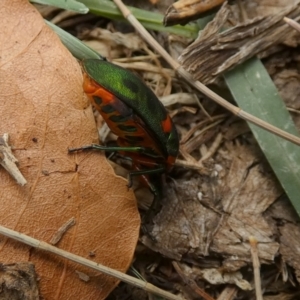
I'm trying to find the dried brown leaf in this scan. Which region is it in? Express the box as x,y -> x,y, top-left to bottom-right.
142,177 -> 220,260
188,265 -> 252,291
212,143 -> 281,267
0,1 -> 140,299
143,143 -> 281,277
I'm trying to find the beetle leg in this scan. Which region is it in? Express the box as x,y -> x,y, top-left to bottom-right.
68,144 -> 146,153
128,167 -> 165,177
127,167 -> 165,190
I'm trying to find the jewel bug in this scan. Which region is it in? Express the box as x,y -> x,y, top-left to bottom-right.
69,59 -> 179,199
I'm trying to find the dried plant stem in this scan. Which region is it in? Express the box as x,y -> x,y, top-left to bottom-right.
182,118 -> 224,153
249,236 -> 263,300
181,114 -> 227,144
199,132 -> 223,163
287,107 -> 300,114
216,285 -> 238,300
113,0 -> 300,146
284,17 -> 300,33
0,133 -> 27,186
50,217 -> 76,245
172,261 -> 216,300
0,225 -> 184,300
175,158 -> 208,173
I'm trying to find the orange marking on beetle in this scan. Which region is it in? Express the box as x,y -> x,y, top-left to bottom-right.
89,87 -> 115,105
83,73 -> 98,94
161,116 -> 172,133
84,75 -> 165,159
83,75 -> 115,109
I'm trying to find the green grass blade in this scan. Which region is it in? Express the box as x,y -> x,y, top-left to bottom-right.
224,58 -> 300,216
31,0 -> 88,13
45,20 -> 101,60
80,0 -> 199,38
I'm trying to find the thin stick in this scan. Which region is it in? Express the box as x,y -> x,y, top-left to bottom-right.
284,17 -> 300,33
180,114 -> 227,144
113,0 -> 300,146
50,217 -> 76,245
172,261 -> 216,300
175,158 -> 208,173
0,225 -> 184,300
0,133 -> 27,186
216,286 -> 238,300
182,118 -> 224,153
199,132 -> 223,163
249,236 -> 263,300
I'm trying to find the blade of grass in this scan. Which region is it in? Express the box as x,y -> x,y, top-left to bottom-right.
80,0 -> 199,38
45,20 -> 102,60
224,58 -> 300,216
31,0 -> 88,13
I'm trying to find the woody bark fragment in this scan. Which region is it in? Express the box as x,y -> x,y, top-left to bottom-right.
179,1 -> 300,84
164,0 -> 225,26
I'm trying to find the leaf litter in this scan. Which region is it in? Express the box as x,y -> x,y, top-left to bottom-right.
24,0 -> 300,298
0,0 -> 140,299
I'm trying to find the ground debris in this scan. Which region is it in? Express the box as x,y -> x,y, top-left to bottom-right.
280,223 -> 300,283
164,0 -> 224,26
264,48 -> 300,130
143,142 -> 281,282
179,0 -> 300,84
0,262 -> 39,300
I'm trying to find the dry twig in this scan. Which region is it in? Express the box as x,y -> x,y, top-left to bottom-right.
0,133 -> 27,186
50,217 -> 76,245
284,16 -> 300,33
172,261 -> 216,300
249,236 -> 263,300
216,285 -> 238,300
0,225 -> 184,300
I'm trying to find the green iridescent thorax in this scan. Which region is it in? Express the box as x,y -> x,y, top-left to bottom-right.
83,59 -> 179,159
